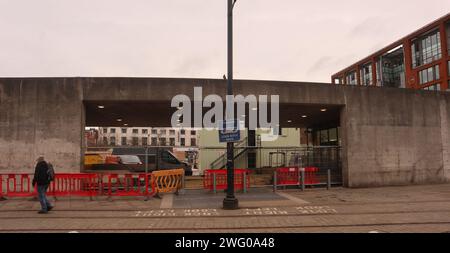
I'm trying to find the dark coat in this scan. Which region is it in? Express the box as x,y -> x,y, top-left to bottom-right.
32,161 -> 50,186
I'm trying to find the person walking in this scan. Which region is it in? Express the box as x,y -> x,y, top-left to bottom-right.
32,156 -> 54,214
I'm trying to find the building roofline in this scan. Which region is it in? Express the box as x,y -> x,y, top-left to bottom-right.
332,12 -> 450,78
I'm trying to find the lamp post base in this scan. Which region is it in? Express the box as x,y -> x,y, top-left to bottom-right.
223,197 -> 239,210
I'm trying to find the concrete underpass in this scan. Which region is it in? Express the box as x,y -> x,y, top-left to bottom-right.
1,77 -> 449,188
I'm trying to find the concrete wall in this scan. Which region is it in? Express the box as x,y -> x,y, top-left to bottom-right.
1,77 -> 449,188
0,78 -> 83,173
342,87 -> 450,187
440,95 -> 450,181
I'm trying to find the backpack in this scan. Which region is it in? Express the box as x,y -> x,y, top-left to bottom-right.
47,163 -> 55,182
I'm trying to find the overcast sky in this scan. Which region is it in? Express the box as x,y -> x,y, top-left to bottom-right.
0,0 -> 449,82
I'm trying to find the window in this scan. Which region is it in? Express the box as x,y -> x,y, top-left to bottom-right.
103,137 -> 108,145
110,137 -> 116,146
162,151 -> 180,164
160,130 -> 166,135
142,137 -> 148,146
272,126 -> 283,136
180,130 -> 186,135
345,71 -> 357,85
132,137 -> 139,146
103,128 -> 108,134
381,46 -> 405,88
422,84 -> 441,91
121,128 -> 127,134
180,138 -> 185,147
411,30 -> 442,68
191,130 -> 196,135
446,22 -> 450,55
169,130 -> 175,135
315,128 -> 339,146
376,59 -> 382,86
191,138 -> 197,146
320,130 -> 328,144
448,61 -> 450,76
151,138 -> 157,146
151,129 -> 157,135
160,138 -> 166,146
419,65 -> 440,85
110,128 -> 116,134
132,129 -> 139,134
169,138 -> 175,146
121,137 -> 127,146
360,63 -> 373,86
142,129 -> 148,134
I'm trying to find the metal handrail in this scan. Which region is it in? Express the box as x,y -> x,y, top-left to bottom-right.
209,137 -> 248,169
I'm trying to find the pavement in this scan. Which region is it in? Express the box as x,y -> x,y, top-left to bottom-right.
1,184 -> 450,233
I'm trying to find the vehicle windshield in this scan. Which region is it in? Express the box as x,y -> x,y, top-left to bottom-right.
162,151 -> 181,164
119,155 -> 142,164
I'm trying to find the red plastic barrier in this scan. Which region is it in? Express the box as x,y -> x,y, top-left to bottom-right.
6,174 -> 35,197
276,167 -> 300,186
105,173 -> 155,197
1,173 -> 156,199
0,174 -> 4,199
275,167 -> 320,187
304,167 -> 320,185
203,169 -> 250,191
48,174 -> 98,197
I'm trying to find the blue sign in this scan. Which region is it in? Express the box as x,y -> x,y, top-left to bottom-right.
219,120 -> 241,143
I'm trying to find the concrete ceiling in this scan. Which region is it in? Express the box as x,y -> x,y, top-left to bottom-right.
85,101 -> 341,129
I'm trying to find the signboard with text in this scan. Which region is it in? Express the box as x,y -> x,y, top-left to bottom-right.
219,120 -> 241,143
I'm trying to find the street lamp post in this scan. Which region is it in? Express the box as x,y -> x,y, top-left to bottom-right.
223,0 -> 239,210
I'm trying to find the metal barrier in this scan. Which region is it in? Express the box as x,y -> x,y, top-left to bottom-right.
200,146 -> 342,186
273,167 -> 321,191
203,169 -> 250,193
152,169 -> 184,194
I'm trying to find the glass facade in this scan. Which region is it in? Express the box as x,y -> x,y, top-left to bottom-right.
381,47 -> 405,88
376,59 -> 382,86
419,65 -> 440,85
360,63 -> 373,86
345,71 -> 357,85
411,30 -> 442,68
422,84 -> 441,91
446,22 -> 450,55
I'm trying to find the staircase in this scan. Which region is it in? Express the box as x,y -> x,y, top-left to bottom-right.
210,137 -> 249,169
